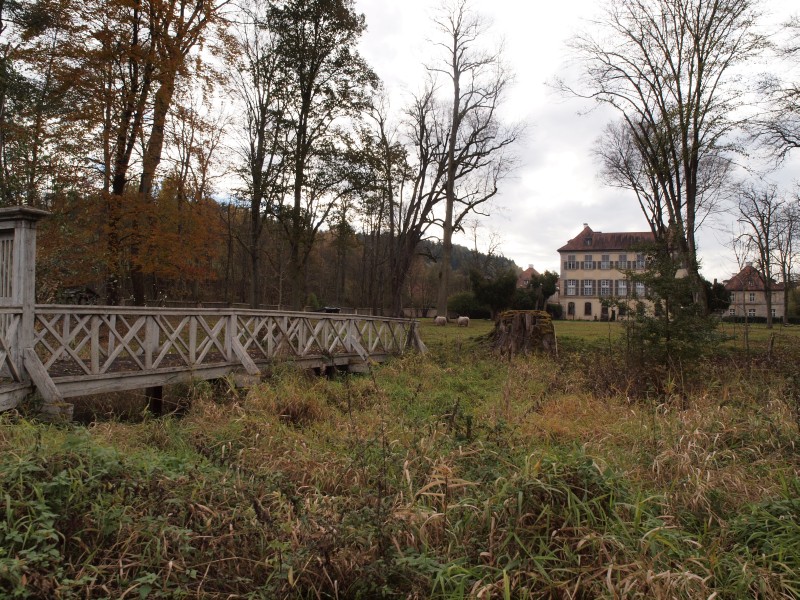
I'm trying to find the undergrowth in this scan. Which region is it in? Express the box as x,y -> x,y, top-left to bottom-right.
1,322 -> 799,598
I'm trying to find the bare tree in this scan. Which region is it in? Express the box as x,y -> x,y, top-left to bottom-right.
227,0 -> 290,308
735,183 -> 783,328
429,0 -> 520,318
595,119 -> 730,243
564,0 -> 765,307
755,17 -> 800,161
465,218 -> 502,275
387,85 -> 448,316
774,197 -> 800,324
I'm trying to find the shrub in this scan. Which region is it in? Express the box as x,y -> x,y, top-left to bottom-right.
447,291 -> 491,319
546,302 -> 563,319
305,292 -> 321,310
511,288 -> 537,310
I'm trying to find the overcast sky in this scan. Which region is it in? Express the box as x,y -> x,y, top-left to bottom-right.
355,0 -> 800,281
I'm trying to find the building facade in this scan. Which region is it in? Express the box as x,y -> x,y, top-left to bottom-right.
558,224 -> 654,320
724,264 -> 785,320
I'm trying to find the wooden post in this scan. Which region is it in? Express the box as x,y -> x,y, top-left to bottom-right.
145,385 -> 164,416
0,208 -> 69,416
0,207 -> 48,377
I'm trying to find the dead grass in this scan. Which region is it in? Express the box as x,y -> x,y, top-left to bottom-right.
3,321 -> 800,598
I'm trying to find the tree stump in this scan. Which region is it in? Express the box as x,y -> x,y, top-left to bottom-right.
489,310 -> 557,358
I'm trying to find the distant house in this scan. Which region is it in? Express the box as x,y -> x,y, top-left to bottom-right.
558,224 -> 654,320
723,263 -> 784,320
518,264 -> 560,305
517,265 -> 539,288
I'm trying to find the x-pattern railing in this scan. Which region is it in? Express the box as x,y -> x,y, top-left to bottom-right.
0,309 -> 22,381
30,306 -> 420,381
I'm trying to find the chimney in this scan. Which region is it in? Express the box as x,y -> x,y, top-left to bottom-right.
583,223 -> 589,228
528,264 -> 533,269
746,262 -> 753,268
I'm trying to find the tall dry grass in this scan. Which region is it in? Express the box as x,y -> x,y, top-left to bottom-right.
1,321 -> 799,597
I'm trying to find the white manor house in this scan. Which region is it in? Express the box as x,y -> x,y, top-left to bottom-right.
557,224 -> 654,321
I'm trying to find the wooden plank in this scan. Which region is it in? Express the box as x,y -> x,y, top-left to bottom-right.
225,314 -> 235,362
23,347 -> 62,403
91,316 -> 100,373
35,305 -> 414,327
348,321 -> 368,360
144,316 -> 158,370
0,384 -> 31,410
189,316 -> 197,365
231,337 -> 260,376
52,364 -> 244,398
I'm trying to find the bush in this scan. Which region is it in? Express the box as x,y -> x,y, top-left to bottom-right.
511,288 -> 538,310
447,291 -> 491,319
546,302 -> 563,319
721,315 -> 800,325
305,293 -> 321,311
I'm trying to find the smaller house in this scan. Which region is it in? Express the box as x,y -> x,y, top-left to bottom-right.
724,263 -> 784,320
517,265 -> 539,288
518,264 -> 559,305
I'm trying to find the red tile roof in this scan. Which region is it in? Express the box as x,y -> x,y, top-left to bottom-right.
724,265 -> 784,291
517,266 -> 539,288
557,225 -> 654,253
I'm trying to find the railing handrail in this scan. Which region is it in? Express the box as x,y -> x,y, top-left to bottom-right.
35,304 -> 416,323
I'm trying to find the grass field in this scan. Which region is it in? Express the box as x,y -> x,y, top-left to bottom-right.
421,316 -> 800,351
2,316 -> 800,598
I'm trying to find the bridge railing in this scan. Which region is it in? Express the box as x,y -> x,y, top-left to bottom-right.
31,306 -> 420,379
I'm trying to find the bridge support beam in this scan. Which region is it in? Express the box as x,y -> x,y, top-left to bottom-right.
145,386 -> 164,416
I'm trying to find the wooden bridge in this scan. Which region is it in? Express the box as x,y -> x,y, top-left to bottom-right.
0,208 -> 425,418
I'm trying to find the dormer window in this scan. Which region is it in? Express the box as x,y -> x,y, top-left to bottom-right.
584,237 -> 592,246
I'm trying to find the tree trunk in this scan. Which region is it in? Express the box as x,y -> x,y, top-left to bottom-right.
436,28 -> 461,319
436,227 -> 453,318
765,281 -> 773,329
489,310 -> 557,358
250,202 -> 262,308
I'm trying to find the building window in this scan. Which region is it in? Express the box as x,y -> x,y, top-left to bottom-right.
600,254 -> 610,269
635,282 -> 646,297
729,308 -> 736,316
771,308 -> 776,318
749,292 -> 755,302
617,280 -> 628,297
599,279 -> 612,296
584,302 -> 592,316
748,308 -> 756,318
566,279 -> 577,296
567,302 -> 575,316
583,255 -> 594,269
565,254 -> 578,269
618,254 -> 628,269
635,254 -> 646,269
582,279 -> 594,296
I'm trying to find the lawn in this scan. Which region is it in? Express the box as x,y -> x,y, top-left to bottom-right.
2,314 -> 800,598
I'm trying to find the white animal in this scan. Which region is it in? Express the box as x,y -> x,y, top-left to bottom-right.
457,316 -> 470,327
434,316 -> 447,326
